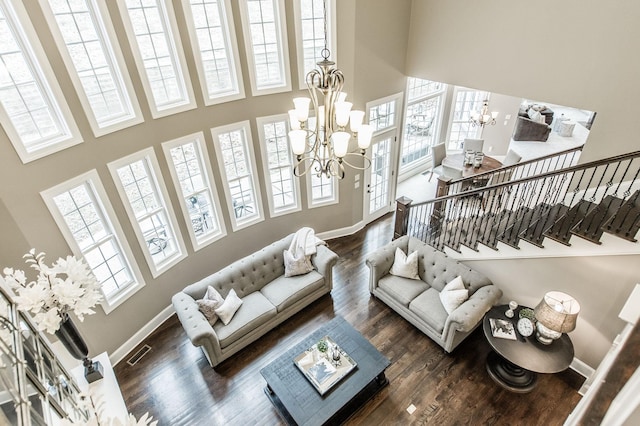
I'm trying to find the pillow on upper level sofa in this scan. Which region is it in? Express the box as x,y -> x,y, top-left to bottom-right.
389,247 -> 420,280
439,275 -> 469,314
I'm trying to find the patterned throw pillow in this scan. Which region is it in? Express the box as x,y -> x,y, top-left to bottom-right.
196,285 -> 224,325
283,249 -> 314,277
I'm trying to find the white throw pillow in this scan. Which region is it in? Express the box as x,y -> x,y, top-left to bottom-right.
215,289 -> 243,325
439,276 -> 469,314
283,249 -> 314,277
196,286 -> 224,325
389,248 -> 420,280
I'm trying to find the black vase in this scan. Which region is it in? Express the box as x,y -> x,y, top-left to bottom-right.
55,313 -> 103,383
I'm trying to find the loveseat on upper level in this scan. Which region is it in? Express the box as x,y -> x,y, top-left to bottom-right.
172,234 -> 339,367
366,235 -> 502,352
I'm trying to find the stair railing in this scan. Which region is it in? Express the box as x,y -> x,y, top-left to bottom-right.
395,150 -> 640,252
446,144 -> 584,192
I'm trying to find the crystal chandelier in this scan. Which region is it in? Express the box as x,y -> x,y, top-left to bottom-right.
287,0 -> 372,179
469,100 -> 498,127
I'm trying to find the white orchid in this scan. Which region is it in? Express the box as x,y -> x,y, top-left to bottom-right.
1,250 -> 103,333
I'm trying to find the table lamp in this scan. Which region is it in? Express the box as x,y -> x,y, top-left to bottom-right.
533,291 -> 580,345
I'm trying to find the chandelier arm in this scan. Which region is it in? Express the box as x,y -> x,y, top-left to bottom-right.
292,155 -> 321,178
339,152 -> 373,171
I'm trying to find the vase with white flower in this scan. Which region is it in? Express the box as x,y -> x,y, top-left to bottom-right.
2,249 -> 104,382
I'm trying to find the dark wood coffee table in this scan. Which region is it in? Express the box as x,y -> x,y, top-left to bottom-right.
483,305 -> 574,393
260,316 -> 390,426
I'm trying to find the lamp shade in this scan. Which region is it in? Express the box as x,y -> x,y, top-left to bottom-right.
534,291 -> 580,333
335,101 -> 352,127
331,132 -> 350,157
288,130 -> 307,155
293,97 -> 310,122
357,124 -> 373,149
349,110 -> 364,133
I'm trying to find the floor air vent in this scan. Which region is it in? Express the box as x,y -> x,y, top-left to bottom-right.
127,344 -> 151,366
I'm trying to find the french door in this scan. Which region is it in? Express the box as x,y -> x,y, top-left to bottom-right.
364,130 -> 398,223
363,93 -> 403,224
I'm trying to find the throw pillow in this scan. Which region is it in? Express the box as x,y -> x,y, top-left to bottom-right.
197,286 -> 224,325
283,249 -> 314,277
215,289 -> 243,325
439,275 -> 469,315
389,248 -> 420,280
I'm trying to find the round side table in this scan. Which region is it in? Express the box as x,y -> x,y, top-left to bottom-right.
482,305 -> 574,393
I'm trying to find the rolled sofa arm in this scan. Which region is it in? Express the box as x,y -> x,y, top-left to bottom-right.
365,236 -> 408,293
172,292 -> 223,367
444,285 -> 503,334
311,244 -> 339,290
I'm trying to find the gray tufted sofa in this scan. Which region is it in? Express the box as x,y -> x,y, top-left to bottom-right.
366,235 -> 502,352
172,234 -> 339,367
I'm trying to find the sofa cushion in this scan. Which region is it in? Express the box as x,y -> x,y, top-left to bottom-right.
389,248 -> 420,280
260,271 -> 324,312
378,274 -> 430,306
213,291 -> 277,348
409,288 -> 448,334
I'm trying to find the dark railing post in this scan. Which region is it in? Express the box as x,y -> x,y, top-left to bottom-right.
394,196 -> 413,239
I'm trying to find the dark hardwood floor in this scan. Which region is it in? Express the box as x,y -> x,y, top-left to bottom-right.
114,214 -> 584,425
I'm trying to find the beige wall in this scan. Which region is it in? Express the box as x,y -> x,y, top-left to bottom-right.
405,0 -> 640,163
0,0 -> 411,356
405,0 -> 640,367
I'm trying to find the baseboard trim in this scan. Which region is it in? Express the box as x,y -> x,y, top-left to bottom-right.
111,304 -> 175,366
317,221 -> 365,241
571,357 -> 595,380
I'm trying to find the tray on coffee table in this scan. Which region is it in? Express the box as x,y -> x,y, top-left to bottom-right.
294,336 -> 357,395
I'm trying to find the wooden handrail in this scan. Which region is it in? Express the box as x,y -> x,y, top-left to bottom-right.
409,150 -> 640,209
446,144 -> 585,185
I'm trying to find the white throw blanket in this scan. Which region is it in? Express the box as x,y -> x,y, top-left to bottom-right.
288,227 -> 324,258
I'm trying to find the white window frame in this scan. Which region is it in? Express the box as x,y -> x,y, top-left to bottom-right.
306,172 -> 338,208
210,120 -> 265,231
116,0 -> 196,118
399,77 -> 446,176
446,86 -> 489,150
40,170 -> 145,314
0,0 -> 82,163
108,147 -> 187,277
38,0 -> 143,137
292,0 -> 336,90
162,132 -> 227,250
238,0 -> 291,96
181,0 -> 244,105
256,114 -> 301,217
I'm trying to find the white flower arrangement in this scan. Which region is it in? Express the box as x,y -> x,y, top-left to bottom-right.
2,249 -> 103,334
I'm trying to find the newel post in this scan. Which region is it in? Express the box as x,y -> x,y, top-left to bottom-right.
393,196 -> 413,240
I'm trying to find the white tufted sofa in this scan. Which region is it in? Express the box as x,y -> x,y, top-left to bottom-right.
172,234 -> 338,367
366,235 -> 502,352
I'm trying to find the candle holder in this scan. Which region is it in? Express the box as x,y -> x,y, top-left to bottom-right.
464,150 -> 474,166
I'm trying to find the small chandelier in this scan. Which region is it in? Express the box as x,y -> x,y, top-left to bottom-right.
287,0 -> 372,180
469,100 -> 498,127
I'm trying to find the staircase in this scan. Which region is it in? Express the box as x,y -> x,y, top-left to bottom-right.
395,150 -> 640,254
